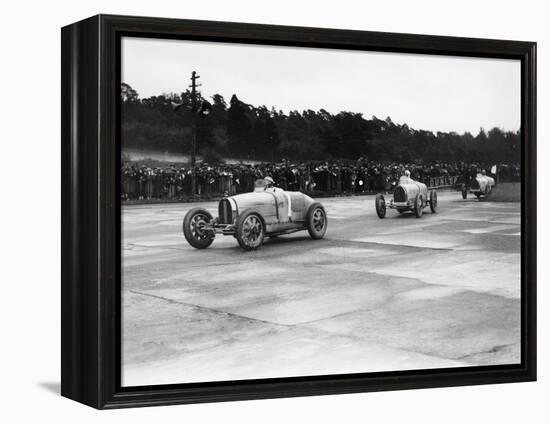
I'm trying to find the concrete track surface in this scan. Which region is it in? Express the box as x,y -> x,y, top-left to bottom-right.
121,192 -> 520,386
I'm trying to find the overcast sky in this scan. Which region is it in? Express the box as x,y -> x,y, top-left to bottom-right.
122,37 -> 520,135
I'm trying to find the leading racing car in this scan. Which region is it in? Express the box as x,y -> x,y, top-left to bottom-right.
182,178 -> 328,250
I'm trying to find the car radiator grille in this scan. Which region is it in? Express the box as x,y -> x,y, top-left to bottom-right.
394,186 -> 407,202
218,199 -> 233,224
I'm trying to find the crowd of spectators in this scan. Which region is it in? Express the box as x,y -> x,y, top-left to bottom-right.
121,158 -> 520,201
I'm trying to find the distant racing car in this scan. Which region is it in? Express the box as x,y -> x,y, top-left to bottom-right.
375,177 -> 437,218
182,178 -> 328,250
461,173 -> 495,199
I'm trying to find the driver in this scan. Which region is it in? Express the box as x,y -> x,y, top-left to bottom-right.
264,176 -> 293,222
399,169 -> 414,184
264,176 -> 275,189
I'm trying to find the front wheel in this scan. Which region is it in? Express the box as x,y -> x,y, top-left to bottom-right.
183,208 -> 214,249
461,185 -> 468,199
306,202 -> 328,239
429,190 -> 438,213
235,210 -> 265,250
375,194 -> 386,219
414,193 -> 423,218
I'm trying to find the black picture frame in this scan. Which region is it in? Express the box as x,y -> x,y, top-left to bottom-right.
61,14 -> 537,409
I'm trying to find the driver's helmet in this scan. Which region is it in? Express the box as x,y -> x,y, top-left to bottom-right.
264,176 -> 275,187
481,169 -> 487,175
404,170 -> 411,178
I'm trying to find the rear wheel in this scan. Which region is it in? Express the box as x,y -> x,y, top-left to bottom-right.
306,202 -> 328,239
183,208 -> 214,249
461,185 -> 468,199
414,193 -> 423,218
429,190 -> 438,213
235,210 -> 265,250
375,194 -> 386,219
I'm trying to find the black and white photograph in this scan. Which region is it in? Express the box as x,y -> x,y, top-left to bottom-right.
2,0 -> 545,420
120,36 -> 522,387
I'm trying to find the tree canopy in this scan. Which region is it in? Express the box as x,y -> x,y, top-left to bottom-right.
121,83 -> 520,165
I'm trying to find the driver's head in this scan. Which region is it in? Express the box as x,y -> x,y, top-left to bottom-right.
404,170 -> 411,178
481,169 -> 487,175
264,176 -> 275,187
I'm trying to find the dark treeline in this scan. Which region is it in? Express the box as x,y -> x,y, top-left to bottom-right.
121,83 -> 520,165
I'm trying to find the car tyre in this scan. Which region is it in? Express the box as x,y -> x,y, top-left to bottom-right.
183,208 -> 215,249
235,209 -> 265,250
414,193 -> 423,218
461,185 -> 468,199
429,190 -> 438,213
306,202 -> 328,239
375,194 -> 386,219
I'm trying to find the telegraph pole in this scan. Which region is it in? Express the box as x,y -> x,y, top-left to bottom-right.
173,70 -> 211,198
189,71 -> 200,197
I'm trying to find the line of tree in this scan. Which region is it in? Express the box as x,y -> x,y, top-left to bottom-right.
121,83 -> 520,165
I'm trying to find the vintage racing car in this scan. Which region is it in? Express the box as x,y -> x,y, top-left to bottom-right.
182,179 -> 328,250
461,173 -> 495,199
375,177 -> 437,218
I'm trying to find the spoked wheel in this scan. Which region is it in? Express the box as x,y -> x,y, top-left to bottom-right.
375,194 -> 386,219
183,208 -> 214,249
306,202 -> 328,239
414,193 -> 423,218
461,185 -> 468,199
235,210 -> 265,250
429,190 -> 438,213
